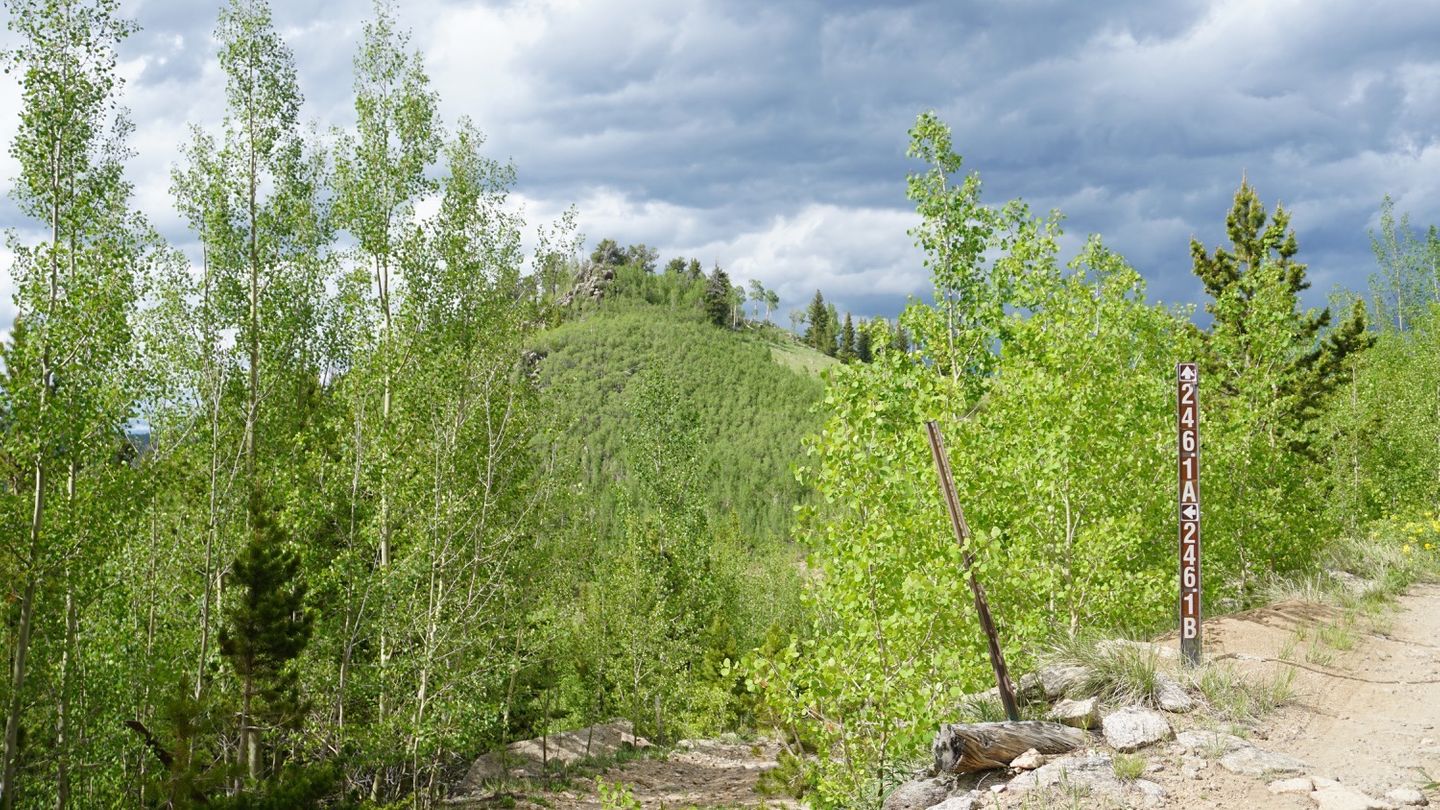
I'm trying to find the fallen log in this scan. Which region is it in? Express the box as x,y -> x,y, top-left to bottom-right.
932,721 -> 1090,774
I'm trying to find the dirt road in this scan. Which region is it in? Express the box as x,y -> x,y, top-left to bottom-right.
1174,582 -> 1440,808
498,584 -> 1440,808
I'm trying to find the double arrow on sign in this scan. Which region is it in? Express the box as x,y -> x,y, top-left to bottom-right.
1180,503 -> 1198,520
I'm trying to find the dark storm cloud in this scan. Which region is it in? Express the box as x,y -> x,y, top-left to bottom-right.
3,0 -> 1439,330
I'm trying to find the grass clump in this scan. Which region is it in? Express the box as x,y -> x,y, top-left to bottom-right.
1041,635 -> 1163,707
1112,753 -> 1146,782
1191,663 -> 1295,723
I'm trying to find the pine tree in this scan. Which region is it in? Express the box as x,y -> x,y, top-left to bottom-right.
703,266 -> 732,327
890,321 -> 911,353
804,291 -> 829,353
221,494 -> 313,785
856,320 -> 873,363
838,313 -> 857,362
824,303 -> 841,356
1191,180 -> 1374,452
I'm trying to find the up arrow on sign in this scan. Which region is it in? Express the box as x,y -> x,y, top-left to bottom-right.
1180,503 -> 1198,520
1178,365 -> 1198,382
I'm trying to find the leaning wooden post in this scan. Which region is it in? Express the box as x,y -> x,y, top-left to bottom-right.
925,420 -> 1020,722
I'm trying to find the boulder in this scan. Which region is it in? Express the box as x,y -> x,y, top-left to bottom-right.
1049,697 -> 1101,729
1102,707 -> 1173,752
1155,673 -> 1195,713
460,719 -> 645,789
1038,665 -> 1092,699
1311,784 -> 1395,810
1386,787 -> 1428,807
1008,751 -> 1166,807
1009,748 -> 1044,770
1016,672 -> 1044,701
881,776 -> 952,810
928,794 -> 980,810
1175,729 -> 1252,756
1218,746 -> 1308,777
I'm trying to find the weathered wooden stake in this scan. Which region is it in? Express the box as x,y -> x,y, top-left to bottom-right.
925,420 -> 1020,722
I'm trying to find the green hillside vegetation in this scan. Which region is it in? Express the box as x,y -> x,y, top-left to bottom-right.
534,300 -> 828,542
766,333 -> 841,377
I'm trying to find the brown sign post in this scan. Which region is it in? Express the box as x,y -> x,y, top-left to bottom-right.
1176,363 -> 1202,665
925,420 -> 1020,721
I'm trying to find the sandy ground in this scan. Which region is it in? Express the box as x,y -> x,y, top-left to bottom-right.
1180,583 -> 1440,808
1061,584 -> 1440,809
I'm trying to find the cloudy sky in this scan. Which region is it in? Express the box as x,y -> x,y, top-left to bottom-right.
2,0 -> 1439,327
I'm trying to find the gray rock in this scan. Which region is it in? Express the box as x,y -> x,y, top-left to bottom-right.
1270,777 -> 1316,794
460,719 -> 643,787
1175,729 -> 1252,756
1049,697 -> 1101,729
1134,779 -> 1168,804
1386,787 -> 1428,806
1219,746 -> 1308,777
1008,752 -> 1165,807
882,776 -> 952,810
1009,748 -> 1044,771
1038,664 -> 1092,699
1016,672 -> 1044,701
1102,707 -> 1174,752
927,795 -> 979,810
1311,784 -> 1394,810
1007,752 -> 1113,792
1155,673 -> 1195,713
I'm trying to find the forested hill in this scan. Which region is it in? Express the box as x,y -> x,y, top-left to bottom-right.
532,296 -> 833,543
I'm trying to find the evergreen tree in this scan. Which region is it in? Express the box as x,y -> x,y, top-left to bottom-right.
838,313 -> 857,362
803,290 -> 829,353
686,258 -> 703,280
824,303 -> 841,356
703,266 -> 732,327
855,320 -> 873,363
1191,180 -> 1374,452
890,321 -> 911,353
221,494 -> 313,785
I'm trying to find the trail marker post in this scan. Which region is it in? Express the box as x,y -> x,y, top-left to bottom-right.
925,420 -> 1020,721
1176,363 -> 1202,665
